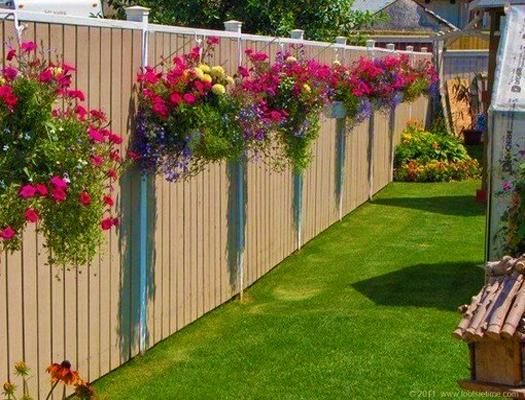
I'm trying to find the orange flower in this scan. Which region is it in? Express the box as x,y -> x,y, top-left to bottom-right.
14,360 -> 29,376
46,360 -> 81,385
2,381 -> 15,395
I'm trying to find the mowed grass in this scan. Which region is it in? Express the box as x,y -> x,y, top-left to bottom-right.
95,180 -> 486,400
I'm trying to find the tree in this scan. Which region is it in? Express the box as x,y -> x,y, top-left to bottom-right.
106,0 -> 381,43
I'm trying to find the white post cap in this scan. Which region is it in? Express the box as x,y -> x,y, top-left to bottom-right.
224,20 -> 243,33
290,29 -> 304,40
366,39 -> 376,49
406,45 -> 414,52
421,47 -> 428,53
335,36 -> 347,45
125,6 -> 150,23
386,43 -> 395,51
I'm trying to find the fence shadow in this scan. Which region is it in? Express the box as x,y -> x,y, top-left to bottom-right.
226,160 -> 247,293
352,262 -> 484,311
118,93 -> 157,360
372,195 -> 485,217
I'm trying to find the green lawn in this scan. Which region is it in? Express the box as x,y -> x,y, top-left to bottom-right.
96,180 -> 486,400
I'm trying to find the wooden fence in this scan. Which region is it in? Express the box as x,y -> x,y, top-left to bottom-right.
442,50 -> 489,83
0,11 -> 430,398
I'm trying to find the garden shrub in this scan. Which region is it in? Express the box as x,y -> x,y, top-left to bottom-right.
394,122 -> 480,182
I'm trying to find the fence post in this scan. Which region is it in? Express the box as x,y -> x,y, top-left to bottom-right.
224,20 -> 246,300
366,39 -> 376,200
125,5 -> 150,355
289,29 -> 305,249
387,43 -> 397,182
335,36 -> 347,221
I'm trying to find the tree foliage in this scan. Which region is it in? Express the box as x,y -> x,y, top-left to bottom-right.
106,0 -> 381,43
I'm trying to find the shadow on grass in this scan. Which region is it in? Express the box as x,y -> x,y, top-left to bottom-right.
352,262 -> 484,311
372,195 -> 484,217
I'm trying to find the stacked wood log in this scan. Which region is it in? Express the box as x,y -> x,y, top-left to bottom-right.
454,255 -> 525,341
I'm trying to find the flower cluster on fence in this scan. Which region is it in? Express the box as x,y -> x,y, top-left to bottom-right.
0,42 -> 128,266
136,38 -> 438,179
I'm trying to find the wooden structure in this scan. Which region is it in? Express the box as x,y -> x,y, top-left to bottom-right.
455,256 -> 525,398
0,10 -> 431,399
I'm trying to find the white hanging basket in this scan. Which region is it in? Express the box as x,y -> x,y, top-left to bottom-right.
324,101 -> 347,119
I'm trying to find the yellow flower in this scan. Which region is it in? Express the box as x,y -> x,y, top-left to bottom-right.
0,76 -> 5,85
210,65 -> 225,78
52,66 -> 63,77
333,60 -> 341,66
226,76 -> 235,86
303,84 -> 311,93
193,67 -> 205,80
211,84 -> 226,95
201,74 -> 213,84
14,361 -> 29,377
198,64 -> 211,73
286,56 -> 297,64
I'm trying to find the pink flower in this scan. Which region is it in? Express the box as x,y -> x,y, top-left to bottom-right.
19,184 -> 37,199
127,151 -> 140,161
152,99 -> 168,119
88,127 -> 105,143
79,191 -> 91,206
0,226 -> 16,240
107,169 -> 118,180
51,188 -> 67,203
90,109 -> 106,121
25,208 -> 39,223
75,105 -> 87,120
90,154 -> 104,167
503,181 -> 514,192
20,41 -> 37,53
35,184 -> 48,197
110,150 -> 121,162
183,93 -> 196,105
2,67 -> 18,81
50,176 -> 68,190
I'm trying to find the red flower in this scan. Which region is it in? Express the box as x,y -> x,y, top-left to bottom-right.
110,150 -> 121,162
25,208 -> 39,223
89,109 -> 107,122
100,218 -> 113,230
2,67 -> 18,81
75,105 -> 87,120
6,48 -> 16,61
0,226 -> 16,240
50,176 -> 68,190
39,68 -> 53,83
107,169 -> 118,180
90,154 -> 104,167
127,151 -> 140,161
79,191 -> 91,206
0,86 -> 17,109
206,36 -> 220,45
66,89 -> 85,101
19,184 -> 37,199
51,188 -> 67,203
36,184 -> 48,197
103,195 -> 114,206
169,92 -> 183,105
109,133 -> 123,145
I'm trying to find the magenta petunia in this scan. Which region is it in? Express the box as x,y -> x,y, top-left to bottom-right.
0,226 -> 16,240
88,127 -> 105,143
35,183 -> 49,197
50,176 -> 68,190
51,188 -> 67,203
20,41 -> 37,53
25,208 -> 39,223
79,191 -> 91,206
19,184 -> 37,199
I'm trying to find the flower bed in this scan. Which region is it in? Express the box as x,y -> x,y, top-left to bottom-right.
394,122 -> 480,182
0,42 -> 126,266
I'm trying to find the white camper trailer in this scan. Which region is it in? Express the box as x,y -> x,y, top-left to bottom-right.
0,0 -> 103,17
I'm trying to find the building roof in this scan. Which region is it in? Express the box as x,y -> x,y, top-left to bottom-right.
355,0 -> 458,33
470,0 -> 525,12
351,0 -> 398,13
454,256 -> 525,342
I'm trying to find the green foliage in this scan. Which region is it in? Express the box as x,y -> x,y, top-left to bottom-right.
106,0 -> 381,42
394,123 -> 480,182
